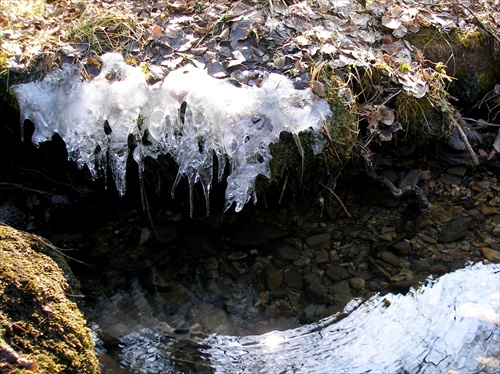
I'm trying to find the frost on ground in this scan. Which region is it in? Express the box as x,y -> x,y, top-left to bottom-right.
13,53 -> 331,214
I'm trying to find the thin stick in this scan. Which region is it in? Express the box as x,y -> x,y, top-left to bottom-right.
319,182 -> 352,218
450,116 -> 479,165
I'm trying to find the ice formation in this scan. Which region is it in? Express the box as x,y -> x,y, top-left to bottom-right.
14,53 -> 331,214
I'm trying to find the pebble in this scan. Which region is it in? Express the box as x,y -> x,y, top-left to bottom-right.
305,233 -> 331,247
378,251 -> 400,267
392,240 -> 412,255
303,274 -> 328,303
284,268 -> 303,290
481,207 -> 498,216
325,265 -> 350,282
480,247 -> 500,261
314,249 -> 330,264
277,245 -> 299,261
265,266 -> 284,290
438,217 -> 475,243
421,235 -> 437,244
350,278 -> 365,291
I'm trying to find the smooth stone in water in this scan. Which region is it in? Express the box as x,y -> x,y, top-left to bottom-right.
303,274 -> 328,303
305,233 -> 331,247
276,245 -> 299,261
392,240 -> 412,255
438,217 -> 475,243
284,268 -> 303,290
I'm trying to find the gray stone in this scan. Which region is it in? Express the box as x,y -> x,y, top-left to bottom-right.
325,265 -> 350,282
265,266 -> 284,291
331,281 -> 353,306
303,274 -> 328,303
350,277 -> 365,291
284,268 -> 303,290
411,259 -> 430,272
392,240 -> 412,255
438,217 -> 475,243
305,233 -> 331,247
276,245 -> 299,261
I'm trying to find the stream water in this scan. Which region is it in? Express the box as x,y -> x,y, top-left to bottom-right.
90,262 -> 499,373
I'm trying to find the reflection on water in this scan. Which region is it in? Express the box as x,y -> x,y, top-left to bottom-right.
91,262 -> 499,373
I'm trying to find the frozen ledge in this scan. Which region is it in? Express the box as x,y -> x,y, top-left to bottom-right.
14,53 -> 331,215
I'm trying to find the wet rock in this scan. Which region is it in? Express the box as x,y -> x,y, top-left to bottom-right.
284,268 -> 303,290
303,274 -> 328,303
305,233 -> 331,247
392,240 -> 412,255
265,266 -> 284,291
438,217 -> 475,243
314,249 -> 330,264
331,281 -> 353,307
276,245 -> 299,262
350,278 -> 365,291
378,251 -> 400,267
325,265 -> 350,282
421,235 -> 437,244
426,204 -> 453,224
447,166 -> 467,176
411,259 -> 430,272
480,247 -> 500,261
481,207 -> 498,216
429,263 -> 449,275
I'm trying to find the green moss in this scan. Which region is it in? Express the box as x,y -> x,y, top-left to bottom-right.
0,224 -> 99,373
395,94 -> 449,143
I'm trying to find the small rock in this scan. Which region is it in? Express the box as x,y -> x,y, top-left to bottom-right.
421,235 -> 437,244
429,263 -> 448,275
378,251 -> 400,267
276,245 -> 299,261
314,249 -> 330,264
481,207 -> 499,216
350,278 -> 365,291
265,266 -> 283,291
284,268 -> 303,290
325,265 -> 350,282
411,259 -> 430,272
480,247 -> 500,261
303,274 -> 328,303
331,281 -> 353,306
426,204 -> 453,224
305,233 -> 331,247
392,240 -> 412,255
378,232 -> 395,242
438,217 -> 475,243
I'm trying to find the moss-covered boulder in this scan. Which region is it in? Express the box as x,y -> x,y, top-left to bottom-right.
0,224 -> 99,373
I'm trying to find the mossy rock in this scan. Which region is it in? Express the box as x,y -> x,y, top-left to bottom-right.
0,224 -> 99,374
408,27 -> 500,107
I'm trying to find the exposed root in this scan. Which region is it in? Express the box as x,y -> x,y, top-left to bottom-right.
450,116 -> 479,166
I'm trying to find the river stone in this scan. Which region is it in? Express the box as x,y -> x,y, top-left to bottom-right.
284,268 -> 303,290
331,280 -> 353,306
378,251 -> 400,267
438,217 -> 475,243
481,207 -> 499,216
411,259 -> 430,272
350,277 -> 365,291
480,247 -> 500,261
303,274 -> 328,303
305,233 -> 331,247
392,240 -> 412,255
325,265 -> 350,282
277,245 -> 299,261
314,249 -> 330,264
265,266 -> 284,290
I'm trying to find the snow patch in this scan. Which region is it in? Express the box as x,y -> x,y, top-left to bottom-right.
14,53 -> 331,214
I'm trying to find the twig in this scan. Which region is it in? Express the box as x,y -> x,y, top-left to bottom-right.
319,181 -> 352,219
450,116 -> 479,166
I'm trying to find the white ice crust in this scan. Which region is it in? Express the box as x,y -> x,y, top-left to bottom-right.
14,53 -> 331,214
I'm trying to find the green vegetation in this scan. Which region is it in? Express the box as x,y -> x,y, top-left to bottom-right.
0,224 -> 99,373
